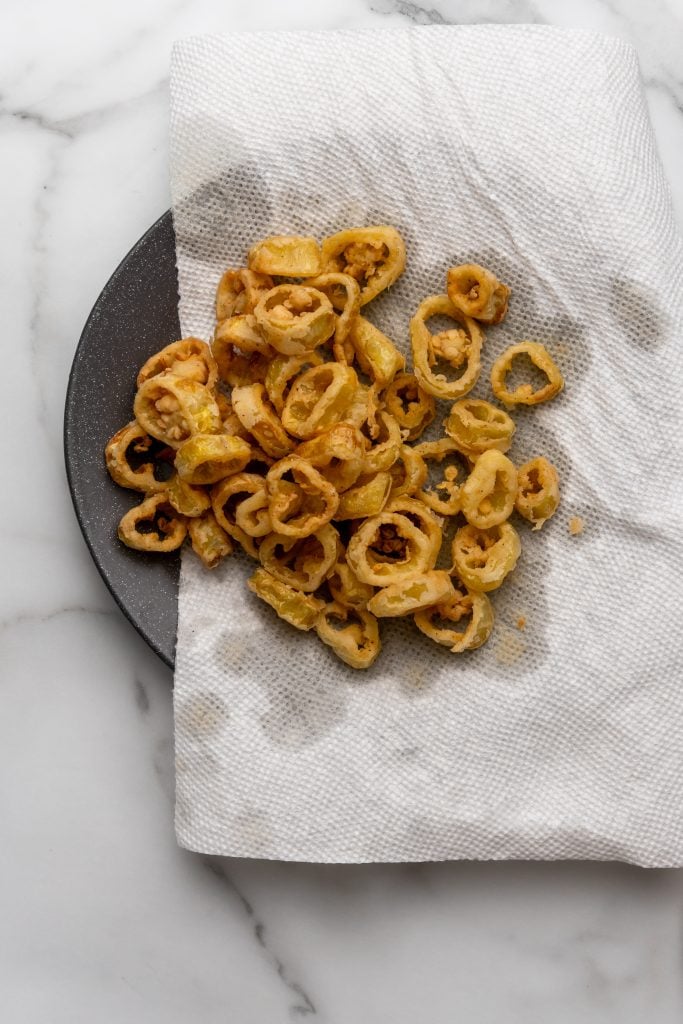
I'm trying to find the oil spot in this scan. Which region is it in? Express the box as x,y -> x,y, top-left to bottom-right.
609,277 -> 667,350
176,691 -> 228,738
495,627 -> 526,666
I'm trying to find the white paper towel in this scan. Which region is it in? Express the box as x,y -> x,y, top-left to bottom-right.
170,25 -> 683,866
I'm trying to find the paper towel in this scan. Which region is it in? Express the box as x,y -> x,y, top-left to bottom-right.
170,25 -> 683,866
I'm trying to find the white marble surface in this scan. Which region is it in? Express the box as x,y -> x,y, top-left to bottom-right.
2,0 -> 683,1019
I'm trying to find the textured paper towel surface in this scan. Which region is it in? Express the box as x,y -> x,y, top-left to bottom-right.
170,26 -> 683,866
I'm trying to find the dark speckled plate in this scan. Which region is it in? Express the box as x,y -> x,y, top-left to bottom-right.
64,212 -> 180,668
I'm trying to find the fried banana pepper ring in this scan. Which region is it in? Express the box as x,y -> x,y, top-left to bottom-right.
137,338 -> 218,390
247,235 -> 323,277
266,455 -> 339,537
216,268 -> 273,321
174,433 -> 252,485
321,225 -> 406,306
281,363 -> 359,439
460,450 -> 518,529
367,570 -> 455,618
348,316 -> 405,386
134,372 -> 221,448
388,445 -> 428,498
346,510 -> 436,587
490,341 -> 564,406
410,295 -> 483,400
451,522 -> 521,592
295,423 -> 366,493
446,264 -> 510,325
188,511 -> 233,569
306,273 -> 361,361
231,383 -> 294,459
264,351 -> 323,414
327,559 -> 375,609
212,472 -> 271,558
105,421 -> 175,493
117,493 -> 186,552
414,438 -> 471,516
315,602 -> 381,669
248,568 -> 323,631
259,524 -> 340,592
254,284 -> 335,355
385,496 -> 443,562
362,412 -> 402,475
336,471 -> 393,521
383,372 -> 435,440
414,580 -> 494,652
443,398 -> 515,456
166,476 -> 212,517
515,456 -> 560,530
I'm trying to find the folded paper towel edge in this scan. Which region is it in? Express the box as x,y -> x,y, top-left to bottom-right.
169,23 -> 638,64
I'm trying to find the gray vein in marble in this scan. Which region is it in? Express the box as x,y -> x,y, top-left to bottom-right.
0,79 -> 167,141
134,676 -> 151,713
370,0 -> 447,24
0,104 -> 74,139
644,75 -> 683,116
0,605 -> 115,634
204,857 -> 317,1018
370,0 -> 544,26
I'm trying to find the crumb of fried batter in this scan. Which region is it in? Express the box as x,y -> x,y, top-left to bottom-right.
516,616 -> 526,631
568,516 -> 584,536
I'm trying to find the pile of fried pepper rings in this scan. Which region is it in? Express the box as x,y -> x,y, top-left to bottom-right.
106,227 -> 564,669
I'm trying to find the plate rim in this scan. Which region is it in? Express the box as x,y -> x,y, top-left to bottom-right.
63,209 -> 178,669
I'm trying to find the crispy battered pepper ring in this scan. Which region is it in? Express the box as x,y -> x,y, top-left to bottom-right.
336,471 -> 393,520
347,510 -> 436,586
254,284 -> 336,355
443,398 -> 515,456
264,351 -> 323,415
414,438 -> 471,516
281,363 -> 359,439
460,450 -> 518,529
248,568 -> 324,631
446,263 -> 510,325
368,570 -> 455,618
212,472 -> 272,558
188,511 -> 233,569
247,235 -> 323,278
490,341 -> 564,406
259,524 -> 340,592
306,272 -> 361,362
174,433 -> 252,485
105,421 -> 175,493
348,315 -> 405,386
451,521 -> 521,592
321,225 -> 406,306
515,456 -> 560,529
166,476 -> 212,517
388,445 -> 428,498
266,455 -> 339,537
414,580 -> 494,652
295,423 -> 366,493
411,294 -> 483,400
134,371 -> 221,448
327,558 -> 375,609
216,268 -> 273,321
383,372 -> 435,440
315,601 -> 381,669
117,493 -> 187,553
231,383 -> 294,459
137,337 -> 218,389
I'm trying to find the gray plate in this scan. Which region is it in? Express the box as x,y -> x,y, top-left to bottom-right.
64,211 -> 180,668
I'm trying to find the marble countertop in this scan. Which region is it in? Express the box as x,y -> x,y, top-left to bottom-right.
2,0 -> 683,1019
